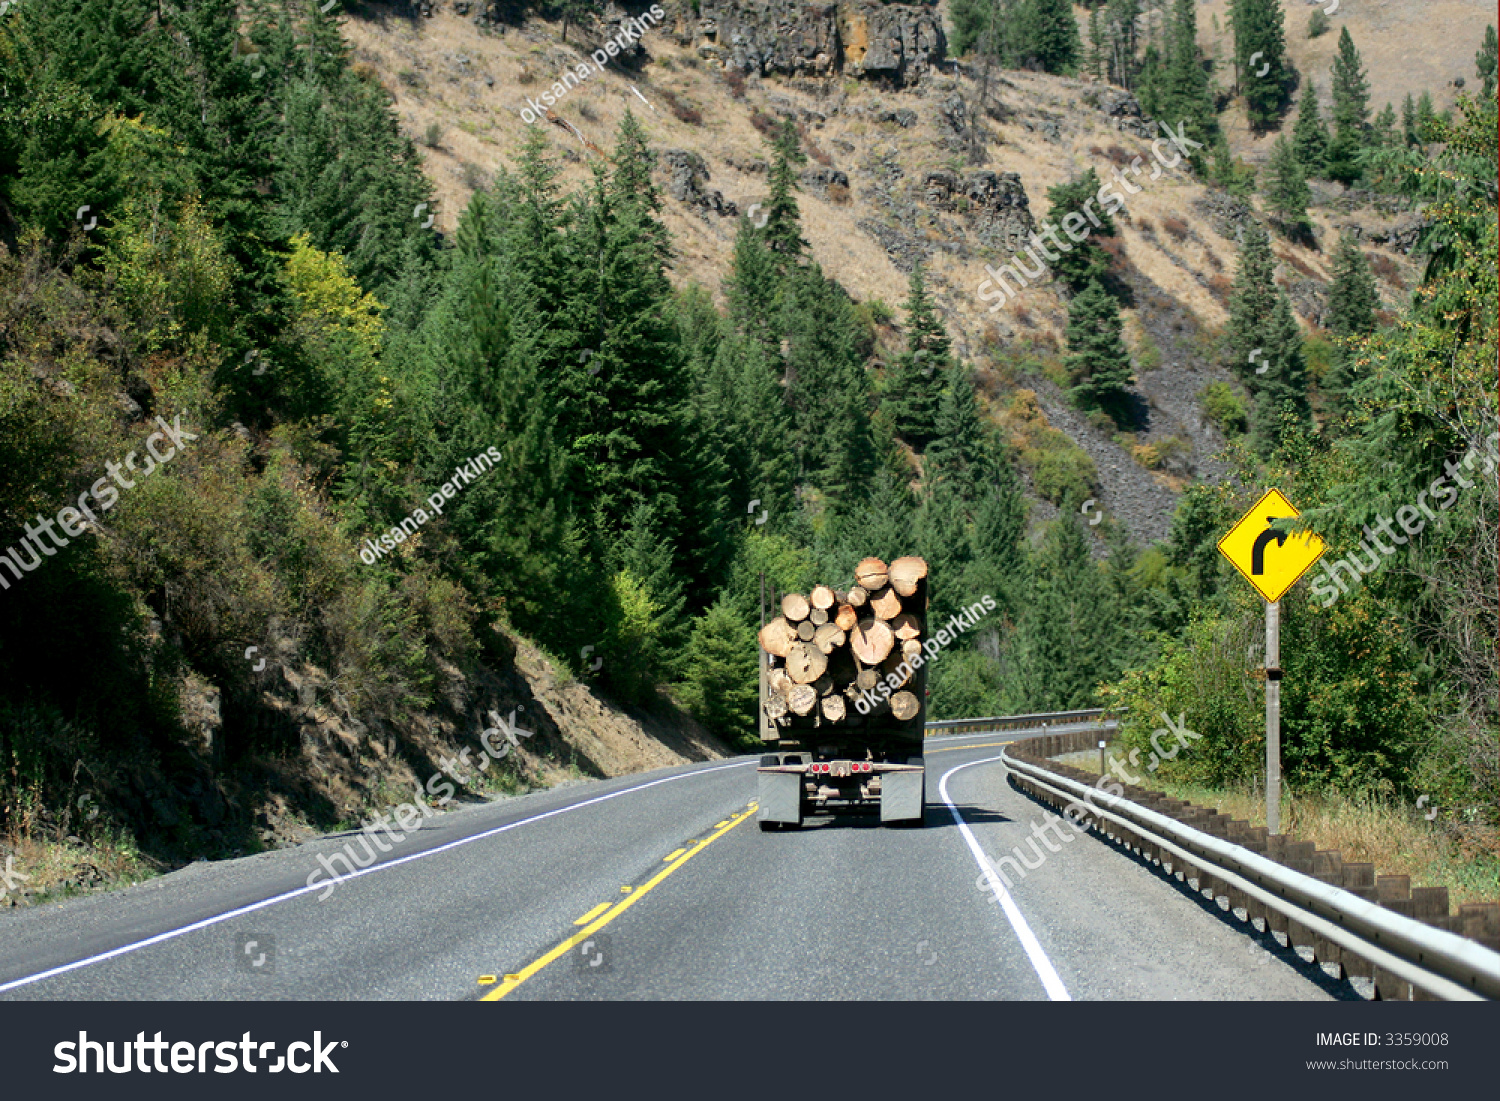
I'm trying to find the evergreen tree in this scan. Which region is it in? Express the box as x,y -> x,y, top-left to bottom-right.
926,359 -> 987,499
763,119 -> 807,260
1371,102 -> 1398,147
1323,233 -> 1380,406
1478,24 -> 1498,99
1400,93 -> 1419,146
1249,293 -> 1311,456
1326,27 -> 1371,184
1012,516 -> 1119,709
1065,277 -> 1134,419
1263,134 -> 1312,241
1151,0 -> 1220,168
1023,0 -> 1084,74
886,267 -> 949,451
1229,0 -> 1290,130
1292,78 -> 1330,176
1224,220 -> 1278,375
1044,168 -> 1117,293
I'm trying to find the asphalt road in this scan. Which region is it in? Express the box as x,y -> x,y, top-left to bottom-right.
0,731 -> 1340,1001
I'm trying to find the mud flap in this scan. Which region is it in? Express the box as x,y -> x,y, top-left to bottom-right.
757,769 -> 803,826
880,764 -> 925,824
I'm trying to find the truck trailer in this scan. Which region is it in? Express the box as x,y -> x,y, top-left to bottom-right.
755,556 -> 929,830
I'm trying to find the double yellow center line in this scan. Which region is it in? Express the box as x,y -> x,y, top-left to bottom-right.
480,802 -> 758,1000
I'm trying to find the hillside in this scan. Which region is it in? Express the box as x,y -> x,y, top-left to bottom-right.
340,0 -> 1435,544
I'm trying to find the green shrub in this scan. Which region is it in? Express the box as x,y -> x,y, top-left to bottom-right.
1199,381 -> 1248,434
1308,9 -> 1330,38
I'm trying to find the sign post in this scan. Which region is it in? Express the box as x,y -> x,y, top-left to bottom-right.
1217,489 -> 1324,834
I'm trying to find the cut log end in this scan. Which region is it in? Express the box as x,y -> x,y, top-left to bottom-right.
869,586 -> 903,620
785,641 -> 829,684
889,555 -> 929,597
757,616 -> 796,658
809,584 -> 836,610
854,557 -> 890,591
849,617 -> 895,665
781,592 -> 810,623
890,690 -> 920,722
820,694 -> 847,722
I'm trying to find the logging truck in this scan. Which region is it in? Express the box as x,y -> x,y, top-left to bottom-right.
755,556 -> 929,830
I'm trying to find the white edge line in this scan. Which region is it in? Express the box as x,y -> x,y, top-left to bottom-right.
939,755 -> 1072,1002
0,759 -> 755,994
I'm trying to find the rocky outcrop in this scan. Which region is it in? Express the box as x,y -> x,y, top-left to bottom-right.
662,149 -> 739,218
684,1 -> 945,87
923,169 -> 1034,255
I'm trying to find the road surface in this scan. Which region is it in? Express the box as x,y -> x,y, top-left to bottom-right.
0,731 -> 1342,1001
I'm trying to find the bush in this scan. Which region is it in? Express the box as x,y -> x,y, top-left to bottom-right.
1199,381 -> 1248,434
1308,9 -> 1330,38
1025,438 -> 1097,510
422,122 -> 442,148
677,600 -> 759,741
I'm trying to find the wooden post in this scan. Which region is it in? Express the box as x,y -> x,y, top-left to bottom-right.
1266,600 -> 1281,835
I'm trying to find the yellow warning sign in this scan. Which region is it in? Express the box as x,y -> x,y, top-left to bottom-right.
1217,488 -> 1326,603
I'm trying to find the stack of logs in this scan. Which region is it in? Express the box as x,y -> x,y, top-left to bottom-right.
757,556 -> 928,731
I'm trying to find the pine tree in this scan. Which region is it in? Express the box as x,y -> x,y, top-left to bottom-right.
1478,24 -> 1498,99
1065,278 -> 1134,418
1152,0 -> 1220,168
1414,90 -> 1436,142
1401,93 -> 1419,146
886,267 -> 949,451
1326,27 -> 1370,184
926,358 -> 988,500
1323,233 -> 1379,405
1224,220 -> 1278,377
1229,0 -> 1290,130
1263,134 -> 1312,241
1024,0 -> 1084,74
1012,516 -> 1119,709
1044,168 -> 1117,293
1250,293 -> 1311,456
1087,6 -> 1106,80
1292,77 -> 1329,176
763,119 -> 807,260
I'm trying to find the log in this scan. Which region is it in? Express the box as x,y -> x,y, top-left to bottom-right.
787,683 -> 818,716
834,604 -> 858,632
821,694 -> 847,723
796,620 -> 816,641
765,694 -> 788,722
757,616 -> 797,658
889,556 -> 928,598
781,592 -> 810,622
890,690 -> 920,721
785,642 -> 829,684
882,652 -> 910,687
846,585 -> 868,608
855,667 -> 881,692
902,639 -> 923,662
855,557 -> 889,591
833,590 -> 847,605
849,617 -> 895,665
809,585 -> 836,610
768,666 -> 791,694
890,613 -> 923,640
812,622 -> 846,655
869,585 -> 903,620
808,606 -> 829,626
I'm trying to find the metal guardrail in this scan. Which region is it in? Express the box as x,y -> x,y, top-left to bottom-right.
1002,745 -> 1500,1001
925,709 -> 1114,736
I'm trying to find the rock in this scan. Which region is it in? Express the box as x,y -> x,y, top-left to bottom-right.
922,169 -> 1034,254
686,1 -> 944,87
801,165 -> 849,197
661,149 -> 738,218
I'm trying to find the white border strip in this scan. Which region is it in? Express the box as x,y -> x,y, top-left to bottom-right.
0,759 -> 754,995
939,756 -> 1072,1001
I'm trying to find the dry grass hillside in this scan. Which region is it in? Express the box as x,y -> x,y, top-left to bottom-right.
338,2 -> 1443,545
